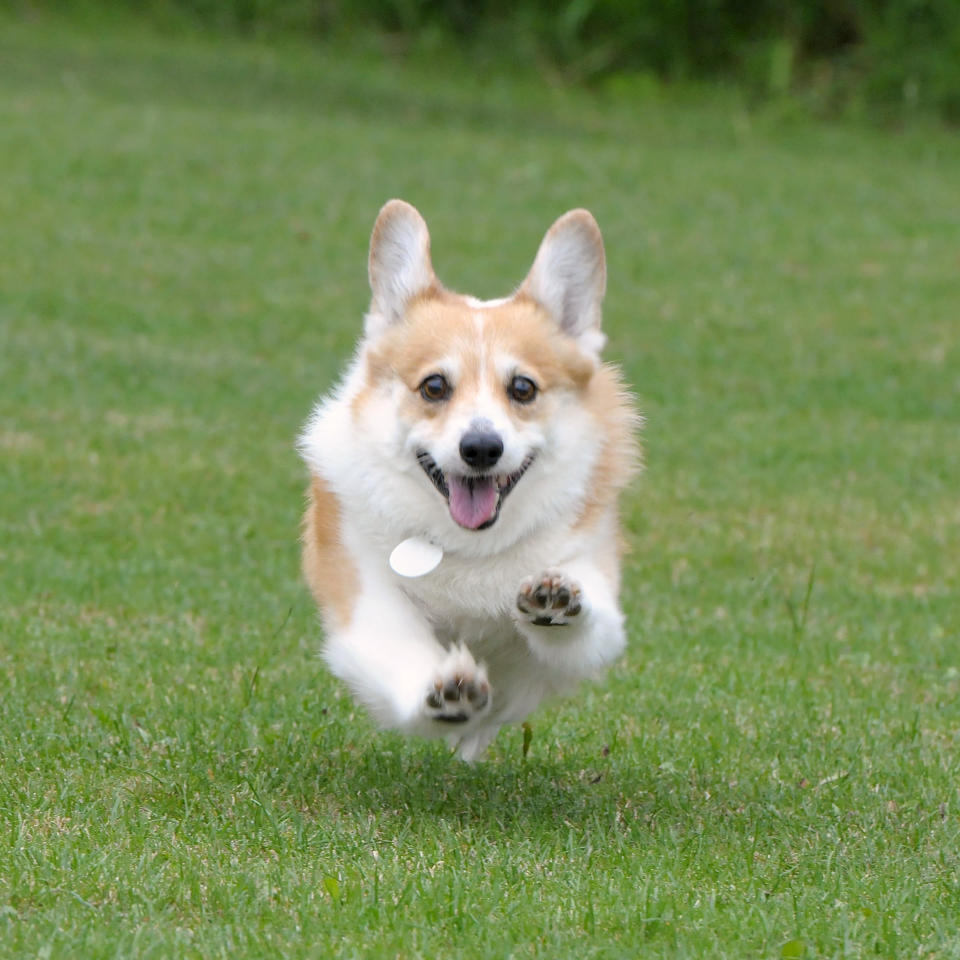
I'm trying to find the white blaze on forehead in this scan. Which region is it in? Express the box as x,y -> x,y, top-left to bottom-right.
472,311 -> 487,369
470,311 -> 500,414
463,294 -> 511,309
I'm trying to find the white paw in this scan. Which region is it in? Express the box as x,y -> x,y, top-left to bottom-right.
517,570 -> 583,627
424,646 -> 491,724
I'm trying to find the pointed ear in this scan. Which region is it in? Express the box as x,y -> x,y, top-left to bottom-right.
520,209 -> 606,354
366,199 -> 436,335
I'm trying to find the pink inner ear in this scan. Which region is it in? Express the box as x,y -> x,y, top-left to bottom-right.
368,200 -> 436,326
522,210 -> 605,339
447,476 -> 499,529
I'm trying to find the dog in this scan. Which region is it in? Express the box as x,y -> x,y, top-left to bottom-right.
298,200 -> 638,760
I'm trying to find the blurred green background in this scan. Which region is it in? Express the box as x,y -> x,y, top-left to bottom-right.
2,2 -> 959,957
9,0 -> 960,120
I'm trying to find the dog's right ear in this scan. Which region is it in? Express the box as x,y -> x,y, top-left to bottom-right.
366,200 -> 436,336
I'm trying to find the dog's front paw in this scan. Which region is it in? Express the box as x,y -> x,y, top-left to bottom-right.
424,646 -> 491,724
517,570 -> 583,627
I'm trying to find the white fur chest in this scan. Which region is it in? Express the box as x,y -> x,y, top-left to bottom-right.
394,525 -> 575,620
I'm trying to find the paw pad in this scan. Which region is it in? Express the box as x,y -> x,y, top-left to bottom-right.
424,648 -> 491,724
517,571 -> 583,626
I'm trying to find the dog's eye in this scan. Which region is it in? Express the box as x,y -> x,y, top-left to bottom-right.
509,375 -> 538,404
419,374 -> 451,402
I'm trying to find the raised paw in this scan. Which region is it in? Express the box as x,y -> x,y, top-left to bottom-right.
517,570 -> 583,627
424,646 -> 491,724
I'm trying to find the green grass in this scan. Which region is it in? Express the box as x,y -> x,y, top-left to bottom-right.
2,16 -> 959,959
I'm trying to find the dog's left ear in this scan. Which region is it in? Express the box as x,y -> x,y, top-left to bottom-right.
521,209 -> 606,355
366,199 -> 437,336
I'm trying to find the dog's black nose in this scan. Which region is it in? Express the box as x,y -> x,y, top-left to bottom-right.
459,430 -> 504,470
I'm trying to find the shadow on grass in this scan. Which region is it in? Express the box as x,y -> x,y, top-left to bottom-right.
293,717 -> 782,842
320,737 -> 651,834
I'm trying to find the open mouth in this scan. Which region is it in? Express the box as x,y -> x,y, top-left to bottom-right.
416,451 -> 535,531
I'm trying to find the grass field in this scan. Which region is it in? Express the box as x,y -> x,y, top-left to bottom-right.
1,16 -> 959,959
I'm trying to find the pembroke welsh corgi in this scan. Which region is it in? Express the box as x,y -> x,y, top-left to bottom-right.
299,200 -> 638,760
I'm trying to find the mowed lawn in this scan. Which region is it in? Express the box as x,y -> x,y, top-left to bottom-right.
1,17 -> 959,959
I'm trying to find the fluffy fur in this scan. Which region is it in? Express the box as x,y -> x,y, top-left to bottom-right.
299,200 -> 639,760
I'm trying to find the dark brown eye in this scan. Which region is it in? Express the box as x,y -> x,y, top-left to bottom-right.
419,374 -> 451,402
509,375 -> 538,404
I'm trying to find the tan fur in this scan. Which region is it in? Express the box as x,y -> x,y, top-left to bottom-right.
572,363 -> 639,575
301,475 -> 359,631
362,290 -> 598,420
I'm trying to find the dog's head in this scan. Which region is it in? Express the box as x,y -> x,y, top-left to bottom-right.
352,200 -> 612,542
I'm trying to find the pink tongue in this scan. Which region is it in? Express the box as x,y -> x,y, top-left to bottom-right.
448,476 -> 499,529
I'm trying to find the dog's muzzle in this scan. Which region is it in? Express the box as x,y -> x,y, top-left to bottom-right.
416,451 -> 535,530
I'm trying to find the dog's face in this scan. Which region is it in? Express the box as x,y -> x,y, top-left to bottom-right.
367,294 -> 596,530
350,200 -> 610,542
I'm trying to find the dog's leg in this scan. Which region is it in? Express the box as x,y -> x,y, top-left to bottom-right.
514,562 -> 626,679
453,725 -> 500,763
322,578 -> 492,736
